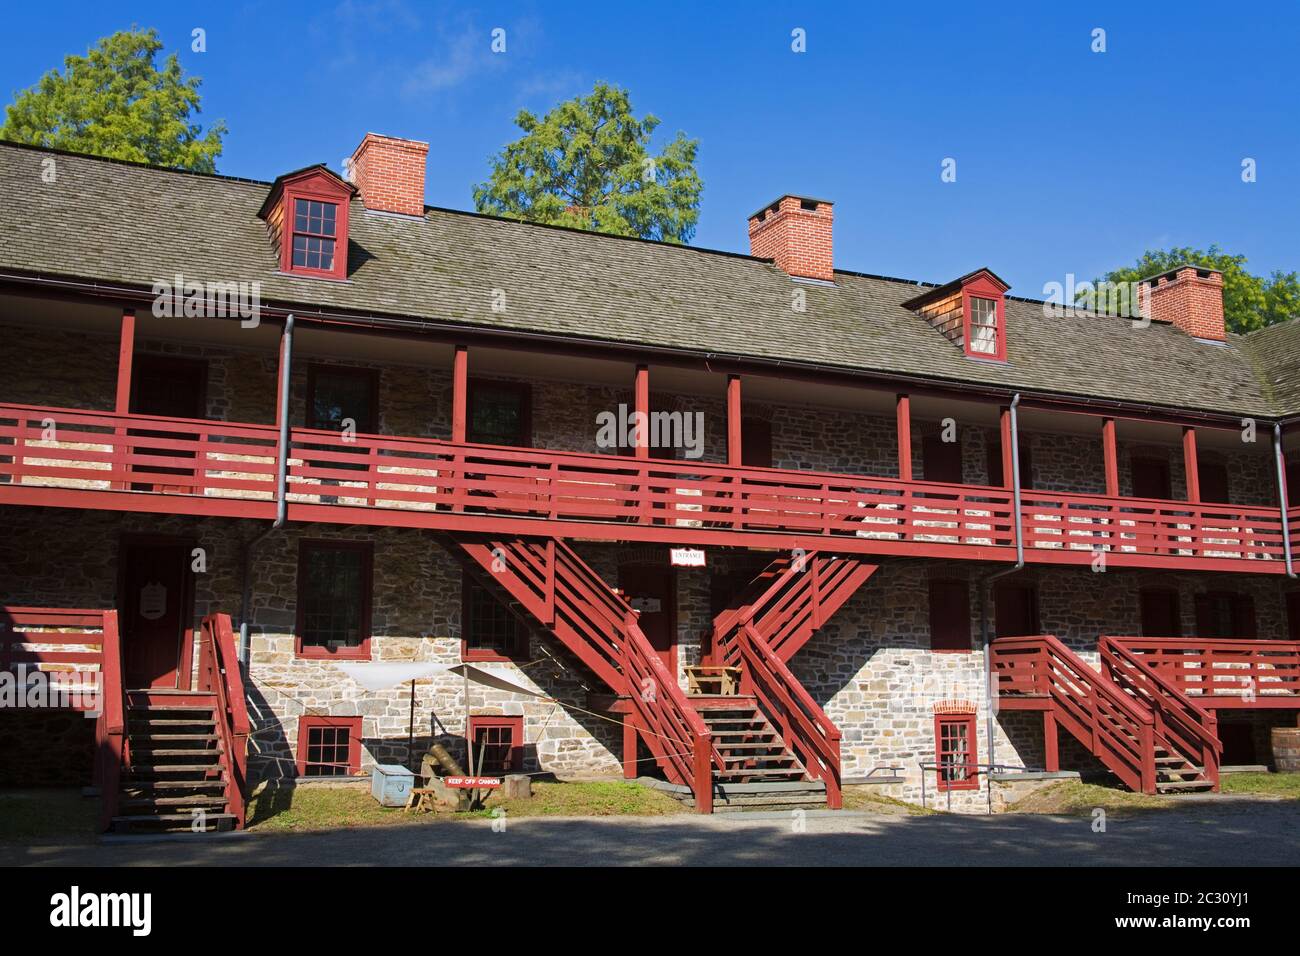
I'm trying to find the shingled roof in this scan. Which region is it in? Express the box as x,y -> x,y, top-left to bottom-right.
0,141 -> 1290,418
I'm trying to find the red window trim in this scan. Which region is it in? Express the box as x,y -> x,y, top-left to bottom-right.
295,539 -> 374,660
962,291 -> 1006,361
461,570 -> 529,663
934,713 -> 979,791
279,178 -> 350,282
296,715 -> 363,777
467,715 -> 524,774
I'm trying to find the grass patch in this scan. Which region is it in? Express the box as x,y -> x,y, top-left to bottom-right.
476,781 -> 685,818
246,779 -> 684,832
841,786 -> 934,815
1221,771 -> 1300,799
1003,780 -> 1171,816
0,789 -> 99,843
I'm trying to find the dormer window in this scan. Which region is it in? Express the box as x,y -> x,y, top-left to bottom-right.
903,268 -> 1011,363
966,295 -> 1002,358
258,165 -> 356,281
292,199 -> 338,272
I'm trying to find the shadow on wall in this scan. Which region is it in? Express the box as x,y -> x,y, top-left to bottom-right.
241,637 -> 620,785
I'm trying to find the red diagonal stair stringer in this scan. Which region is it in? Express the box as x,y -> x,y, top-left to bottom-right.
441,532 -> 722,811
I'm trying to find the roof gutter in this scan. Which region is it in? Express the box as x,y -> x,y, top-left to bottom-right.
238,313 -> 294,662
0,270 -> 1272,430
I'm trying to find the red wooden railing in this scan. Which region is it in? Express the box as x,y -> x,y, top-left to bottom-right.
449,535 -> 721,812
287,425 -> 1016,546
991,635 -> 1156,793
3,402 -> 1290,571
711,553 -> 875,665
0,403 -> 279,499
737,622 -> 843,808
198,612 -> 250,828
1020,490 -> 1285,563
1100,637 -> 1220,788
1109,637 -> 1300,704
0,606 -> 125,829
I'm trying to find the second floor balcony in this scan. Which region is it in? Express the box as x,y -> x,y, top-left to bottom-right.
0,293 -> 1295,574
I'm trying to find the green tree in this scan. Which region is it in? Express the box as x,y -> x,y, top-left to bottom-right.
473,83 -> 702,243
1084,246 -> 1300,334
0,28 -> 225,172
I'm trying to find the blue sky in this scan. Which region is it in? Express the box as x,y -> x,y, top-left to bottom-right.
3,1 -> 1297,296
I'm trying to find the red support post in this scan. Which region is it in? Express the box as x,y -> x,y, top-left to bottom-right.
896,394 -> 912,481
727,374 -> 742,467
114,309 -> 136,415
1043,711 -> 1059,772
111,310 -> 136,490
1183,426 -> 1200,503
623,712 -> 639,780
1102,417 -> 1119,497
451,345 -> 468,443
634,364 -> 650,459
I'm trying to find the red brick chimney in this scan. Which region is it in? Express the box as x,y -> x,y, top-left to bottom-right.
748,195 -> 834,282
347,133 -> 429,218
1138,266 -> 1226,341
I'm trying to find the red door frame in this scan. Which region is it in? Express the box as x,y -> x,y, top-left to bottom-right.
619,561 -> 678,676
117,533 -> 197,691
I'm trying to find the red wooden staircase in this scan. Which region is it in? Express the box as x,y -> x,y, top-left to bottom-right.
443,536 -> 875,811
992,634 -> 1221,794
112,613 -> 250,833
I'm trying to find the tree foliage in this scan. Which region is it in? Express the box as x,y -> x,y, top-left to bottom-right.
474,83 -> 701,243
0,28 -> 225,172
1086,246 -> 1300,335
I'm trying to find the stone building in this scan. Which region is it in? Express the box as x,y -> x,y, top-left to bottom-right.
1,135 -> 1299,827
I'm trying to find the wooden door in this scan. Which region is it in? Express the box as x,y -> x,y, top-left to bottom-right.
128,355 -> 207,492
620,563 -> 676,675
120,539 -> 194,689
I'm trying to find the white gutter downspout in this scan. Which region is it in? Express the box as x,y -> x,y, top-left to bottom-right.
981,393 -> 1024,778
1274,422 -> 1295,578
238,314 -> 294,662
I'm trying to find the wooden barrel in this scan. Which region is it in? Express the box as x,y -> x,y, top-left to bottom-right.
1271,727 -> 1300,772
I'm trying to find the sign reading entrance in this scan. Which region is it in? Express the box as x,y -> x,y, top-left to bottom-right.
670,548 -> 706,568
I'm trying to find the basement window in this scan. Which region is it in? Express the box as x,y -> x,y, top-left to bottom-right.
935,714 -> 978,791
467,716 -> 524,774
297,716 -> 362,776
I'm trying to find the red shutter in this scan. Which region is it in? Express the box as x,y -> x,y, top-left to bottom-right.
740,417 -> 773,468
928,579 -> 972,651
1198,460 -> 1230,504
1288,592 -> 1300,641
994,583 -> 1040,638
1138,588 -> 1181,637
1132,456 -> 1171,500
922,436 -> 963,484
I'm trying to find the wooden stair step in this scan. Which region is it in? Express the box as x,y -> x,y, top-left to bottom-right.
715,767 -> 805,778
128,734 -> 221,742
131,747 -> 222,756
123,780 -> 226,791
127,764 -> 223,774
111,813 -> 236,831
121,795 -> 228,808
